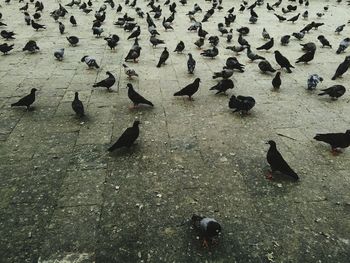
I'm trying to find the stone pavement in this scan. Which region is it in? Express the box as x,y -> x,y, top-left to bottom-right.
0,0 -> 349,262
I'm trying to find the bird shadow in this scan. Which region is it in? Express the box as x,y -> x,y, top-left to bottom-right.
107,144 -> 141,158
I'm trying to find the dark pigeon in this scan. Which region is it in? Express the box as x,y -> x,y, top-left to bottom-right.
127,83 -> 154,108
11,88 -> 37,110
93,71 -> 115,90
174,78 -> 201,100
318,85 -> 346,100
71,92 -> 84,117
266,140 -> 299,180
108,121 -> 140,152
314,130 -> 350,154
229,95 -> 255,114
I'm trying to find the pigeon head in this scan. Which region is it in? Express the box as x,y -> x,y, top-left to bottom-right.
81,56 -> 88,62
194,78 -> 201,83
31,88 -> 37,93
267,140 -> 277,147
126,83 -> 133,89
133,120 -> 141,126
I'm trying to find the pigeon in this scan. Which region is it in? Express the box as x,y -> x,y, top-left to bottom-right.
200,46 -> 219,59
238,35 -> 249,48
82,8 -> 93,14
332,56 -> 350,80
246,46 -> 265,61
70,15 -> 77,26
317,35 -> 332,48
274,51 -> 294,73
104,35 -> 119,50
335,24 -> 345,34
266,3 -> 275,11
24,12 -> 31,25
262,28 -> 271,40
66,36 -> 79,46
157,47 -> 169,67
212,67 -> 233,79
302,10 -> 308,19
174,41 -> 185,53
127,26 -> 140,40
336,38 -> 350,54
107,120 -> 140,152
127,83 -> 154,108
71,92 -> 84,117
191,214 -> 221,248
19,3 -> 29,11
258,60 -> 276,73
11,88 -> 37,110
300,42 -> 316,52
272,72 -> 281,89
58,22 -> 65,34
316,13 -> 324,18
174,78 -> 201,100
0,43 -> 14,54
162,17 -> 173,30
54,48 -> 64,60
256,38 -> 274,51
292,31 -> 305,40
187,53 -> 196,74
226,45 -> 246,54
229,95 -> 255,114
210,79 -> 234,94
237,27 -> 249,35
226,29 -> 233,42
125,46 -> 142,62
122,64 -> 138,79
287,13 -> 300,23
31,20 -> 46,31
307,74 -> 323,90
226,57 -> 245,72
194,37 -> 204,49
208,36 -> 219,47
314,130 -> 350,154
150,35 -> 165,47
1,30 -> 15,40
81,56 -> 99,69
249,16 -> 257,24
296,50 -> 315,63
274,13 -> 286,22
22,40 -> 39,52
318,85 -> 346,100
92,27 -> 103,37
266,140 -> 299,180
33,13 -> 41,20
280,35 -> 291,45
93,71 -> 115,90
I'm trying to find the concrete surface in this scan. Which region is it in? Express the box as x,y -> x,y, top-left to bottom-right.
0,0 -> 349,262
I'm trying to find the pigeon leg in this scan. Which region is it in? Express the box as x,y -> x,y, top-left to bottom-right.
265,171 -> 273,180
188,96 -> 194,101
331,148 -> 341,155
202,238 -> 209,248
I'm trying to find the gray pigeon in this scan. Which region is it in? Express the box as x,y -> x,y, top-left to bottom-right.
54,48 -> 64,61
